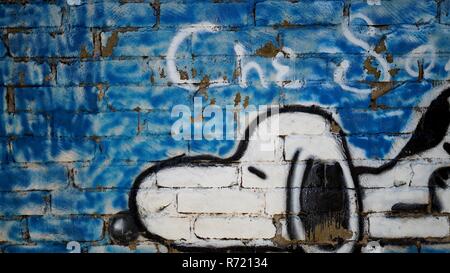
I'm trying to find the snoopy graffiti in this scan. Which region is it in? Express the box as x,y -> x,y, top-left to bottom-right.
105,13 -> 450,252
108,84 -> 450,253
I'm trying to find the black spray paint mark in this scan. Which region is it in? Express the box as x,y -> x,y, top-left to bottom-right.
391,203 -> 428,213
300,160 -> 350,250
356,87 -> 450,175
113,105 -> 363,252
368,88 -> 450,215
286,149 -> 301,242
429,167 -> 450,212
247,166 -> 267,180
396,167 -> 450,213
443,142 -> 450,155
114,86 -> 450,251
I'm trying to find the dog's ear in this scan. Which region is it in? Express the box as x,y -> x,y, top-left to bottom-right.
397,87 -> 450,159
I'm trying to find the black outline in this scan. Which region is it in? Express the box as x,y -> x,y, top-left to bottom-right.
125,105 -> 364,252
297,159 -> 353,251
354,87 -> 450,175
428,166 -> 450,212
247,166 -> 267,180
119,86 -> 450,253
357,87 -> 450,215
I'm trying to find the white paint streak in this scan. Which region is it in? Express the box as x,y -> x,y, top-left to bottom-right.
336,13 -> 391,94
272,49 -> 304,89
234,43 -> 268,88
404,44 -> 436,78
369,216 -> 450,238
66,0 -> 81,6
367,0 -> 381,5
167,22 -> 229,91
333,60 -> 372,94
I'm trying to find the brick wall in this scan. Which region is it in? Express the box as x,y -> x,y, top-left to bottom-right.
0,0 -> 450,253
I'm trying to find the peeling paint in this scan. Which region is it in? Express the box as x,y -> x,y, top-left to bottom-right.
102,31 -> 119,57
1,0 -> 449,254
233,92 -> 241,107
6,86 -> 15,113
197,75 -> 210,100
256,41 -> 281,58
364,56 -> 381,80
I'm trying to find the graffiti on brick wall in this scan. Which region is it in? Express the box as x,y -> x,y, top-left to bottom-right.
104,18 -> 450,252
2,1 -> 450,253
108,84 -> 450,253
335,13 -> 440,95
167,22 -> 303,91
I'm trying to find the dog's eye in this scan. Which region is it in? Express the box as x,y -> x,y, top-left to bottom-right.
247,166 -> 267,180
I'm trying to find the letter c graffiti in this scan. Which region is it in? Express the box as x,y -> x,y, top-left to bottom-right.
166,22 -> 229,91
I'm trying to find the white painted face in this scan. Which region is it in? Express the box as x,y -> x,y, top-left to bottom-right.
135,110 -> 360,252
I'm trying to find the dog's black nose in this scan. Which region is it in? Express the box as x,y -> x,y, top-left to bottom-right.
109,211 -> 140,245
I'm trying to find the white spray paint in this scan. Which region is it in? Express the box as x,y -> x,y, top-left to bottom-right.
66,0 -> 81,6
167,22 -> 229,91
272,48 -> 304,89
343,13 -> 391,81
333,60 -> 373,94
367,0 -> 381,5
336,13 -> 391,94
234,43 -> 303,89
136,111 -> 360,252
66,241 -> 81,253
404,44 -> 436,78
168,22 -> 305,91
234,43 -> 268,88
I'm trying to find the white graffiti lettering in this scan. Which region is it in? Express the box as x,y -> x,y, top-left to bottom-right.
404,44 -> 436,78
167,22 -> 229,91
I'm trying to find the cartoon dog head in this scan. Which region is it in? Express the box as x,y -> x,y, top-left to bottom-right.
109,86 -> 450,253
110,106 -> 361,253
